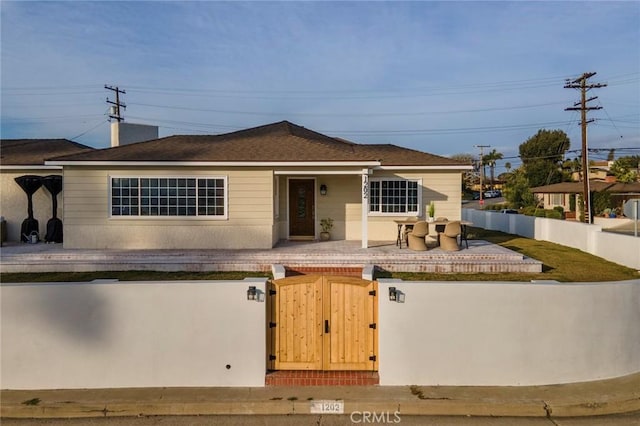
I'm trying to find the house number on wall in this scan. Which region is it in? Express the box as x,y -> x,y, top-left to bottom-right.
310,400 -> 344,414
362,175 -> 369,199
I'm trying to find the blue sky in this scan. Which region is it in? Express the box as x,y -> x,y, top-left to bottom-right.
2,1 -> 638,172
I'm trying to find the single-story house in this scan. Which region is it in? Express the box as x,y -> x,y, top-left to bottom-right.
531,180 -> 640,216
42,121 -> 470,250
0,139 -> 94,242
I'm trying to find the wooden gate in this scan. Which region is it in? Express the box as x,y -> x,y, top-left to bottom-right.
267,275 -> 378,371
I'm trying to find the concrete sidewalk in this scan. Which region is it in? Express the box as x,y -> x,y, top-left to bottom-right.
2,373 -> 639,419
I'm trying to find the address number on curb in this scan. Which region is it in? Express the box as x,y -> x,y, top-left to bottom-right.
310,400 -> 344,414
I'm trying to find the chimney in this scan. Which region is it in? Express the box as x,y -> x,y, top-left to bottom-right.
110,121 -> 120,147
110,122 -> 159,147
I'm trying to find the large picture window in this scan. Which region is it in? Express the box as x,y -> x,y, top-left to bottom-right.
369,179 -> 420,215
110,177 -> 227,218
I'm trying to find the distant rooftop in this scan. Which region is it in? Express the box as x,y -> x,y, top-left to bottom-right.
0,139 -> 94,166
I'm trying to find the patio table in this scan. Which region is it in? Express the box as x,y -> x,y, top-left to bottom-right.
393,218 -> 418,249
394,219 -> 474,249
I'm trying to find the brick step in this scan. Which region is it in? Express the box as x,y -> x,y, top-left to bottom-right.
265,370 -> 379,386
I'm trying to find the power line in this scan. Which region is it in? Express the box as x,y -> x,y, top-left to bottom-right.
126,100 -> 568,118
69,119 -> 109,141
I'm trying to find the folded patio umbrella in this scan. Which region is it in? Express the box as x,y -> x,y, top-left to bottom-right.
14,175 -> 42,242
42,175 -> 63,243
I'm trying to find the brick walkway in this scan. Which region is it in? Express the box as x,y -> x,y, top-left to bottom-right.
0,239 -> 542,274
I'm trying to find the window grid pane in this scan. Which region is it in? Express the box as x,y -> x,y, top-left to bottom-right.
369,181 -> 380,212
111,178 -> 139,216
369,179 -> 418,214
112,177 -> 225,217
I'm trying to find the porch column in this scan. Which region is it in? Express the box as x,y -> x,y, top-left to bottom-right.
361,168 -> 370,248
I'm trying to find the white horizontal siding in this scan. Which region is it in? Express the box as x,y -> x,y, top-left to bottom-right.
62,167 -> 274,249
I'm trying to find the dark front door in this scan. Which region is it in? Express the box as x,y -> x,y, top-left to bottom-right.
289,179 -> 315,238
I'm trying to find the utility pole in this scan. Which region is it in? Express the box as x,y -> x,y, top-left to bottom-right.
564,72 -> 606,224
105,85 -> 126,122
474,145 -> 490,207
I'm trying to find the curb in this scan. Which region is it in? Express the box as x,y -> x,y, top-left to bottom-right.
2,396 -> 639,419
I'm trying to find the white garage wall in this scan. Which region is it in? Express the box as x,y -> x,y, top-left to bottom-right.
1,279 -> 267,390
378,279 -> 640,386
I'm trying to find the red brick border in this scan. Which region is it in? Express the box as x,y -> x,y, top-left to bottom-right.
265,370 -> 379,386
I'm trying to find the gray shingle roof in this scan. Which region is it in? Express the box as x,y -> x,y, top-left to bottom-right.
0,139 -> 94,166
531,181 -> 640,193
49,121 -> 468,167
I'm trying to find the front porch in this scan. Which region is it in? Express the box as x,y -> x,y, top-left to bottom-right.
0,239 -> 542,274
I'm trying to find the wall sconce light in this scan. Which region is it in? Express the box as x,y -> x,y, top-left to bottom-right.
320,184 -> 327,196
247,286 -> 257,301
246,285 -> 265,302
388,287 -> 405,303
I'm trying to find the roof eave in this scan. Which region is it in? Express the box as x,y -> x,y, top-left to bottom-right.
0,165 -> 63,170
375,165 -> 474,170
45,160 -> 383,167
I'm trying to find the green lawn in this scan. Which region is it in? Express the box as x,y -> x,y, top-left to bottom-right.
1,229 -> 637,283
384,227 -> 639,282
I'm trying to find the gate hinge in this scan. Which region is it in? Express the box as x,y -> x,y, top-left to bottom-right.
269,289 -> 277,296
269,322 -> 277,328
269,355 -> 276,361
368,290 -> 376,296
369,323 -> 376,329
369,355 -> 377,361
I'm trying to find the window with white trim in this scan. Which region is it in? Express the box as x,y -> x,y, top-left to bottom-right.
369,179 -> 420,215
550,193 -> 564,206
110,177 -> 226,217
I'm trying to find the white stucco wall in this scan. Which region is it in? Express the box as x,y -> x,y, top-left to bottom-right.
0,279 -> 267,389
378,279 -> 640,386
462,209 -> 640,269
3,277 -> 638,389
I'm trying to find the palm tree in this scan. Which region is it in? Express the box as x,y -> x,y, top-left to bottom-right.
505,162 -> 512,173
483,149 -> 504,190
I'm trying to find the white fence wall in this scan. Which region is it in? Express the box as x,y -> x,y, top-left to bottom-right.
1,279 -> 267,390
378,279 -> 640,386
462,209 -> 640,269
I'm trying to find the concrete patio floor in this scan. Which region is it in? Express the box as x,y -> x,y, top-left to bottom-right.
0,239 -> 542,274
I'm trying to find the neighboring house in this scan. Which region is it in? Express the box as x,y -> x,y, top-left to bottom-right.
0,139 -> 94,242
531,180 -> 640,215
47,121 -> 471,250
571,160 -> 614,183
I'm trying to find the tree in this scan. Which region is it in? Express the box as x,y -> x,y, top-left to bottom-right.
610,155 -> 640,183
519,129 -> 570,187
482,149 -> 503,190
607,149 -> 615,161
505,162 -> 512,173
503,168 -> 537,208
